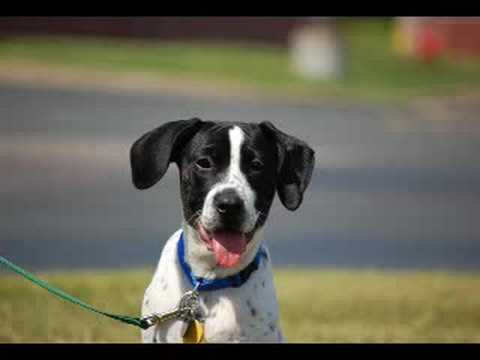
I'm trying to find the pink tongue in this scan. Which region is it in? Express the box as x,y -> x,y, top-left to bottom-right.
211,231 -> 247,268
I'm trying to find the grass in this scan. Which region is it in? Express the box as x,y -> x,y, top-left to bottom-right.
1,20 -> 480,103
1,268 -> 480,343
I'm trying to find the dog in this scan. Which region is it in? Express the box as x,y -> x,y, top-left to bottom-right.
130,118 -> 315,343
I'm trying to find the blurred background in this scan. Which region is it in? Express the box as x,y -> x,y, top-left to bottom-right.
1,17 -> 480,343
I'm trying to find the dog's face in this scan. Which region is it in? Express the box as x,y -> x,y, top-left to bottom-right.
130,119 -> 314,270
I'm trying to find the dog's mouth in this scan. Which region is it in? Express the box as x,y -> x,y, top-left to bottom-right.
198,223 -> 253,268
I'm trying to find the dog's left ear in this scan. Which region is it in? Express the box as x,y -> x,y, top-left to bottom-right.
260,121 -> 315,211
130,118 -> 203,190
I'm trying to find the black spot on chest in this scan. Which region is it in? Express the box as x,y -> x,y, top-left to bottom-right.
246,299 -> 257,317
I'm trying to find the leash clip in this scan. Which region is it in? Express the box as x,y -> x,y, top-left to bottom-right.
141,288 -> 203,330
141,315 -> 159,329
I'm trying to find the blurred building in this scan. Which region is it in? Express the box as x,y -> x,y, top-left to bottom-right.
0,17 -> 304,46
393,17 -> 480,61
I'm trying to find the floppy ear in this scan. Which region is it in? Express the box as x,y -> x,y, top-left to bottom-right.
130,118 -> 203,190
260,121 -> 315,211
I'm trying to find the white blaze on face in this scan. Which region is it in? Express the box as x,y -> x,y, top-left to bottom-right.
201,126 -> 257,233
187,126 -> 263,275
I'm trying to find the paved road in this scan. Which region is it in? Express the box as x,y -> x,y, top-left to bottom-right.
1,84 -> 480,271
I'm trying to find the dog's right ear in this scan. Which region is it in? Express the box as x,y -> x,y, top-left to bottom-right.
130,118 -> 203,190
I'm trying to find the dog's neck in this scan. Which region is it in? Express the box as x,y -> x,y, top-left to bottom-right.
181,221 -> 265,280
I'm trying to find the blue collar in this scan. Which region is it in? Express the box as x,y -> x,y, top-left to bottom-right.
177,231 -> 268,292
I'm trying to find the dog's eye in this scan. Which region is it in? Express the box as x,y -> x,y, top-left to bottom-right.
250,159 -> 264,171
195,158 -> 213,170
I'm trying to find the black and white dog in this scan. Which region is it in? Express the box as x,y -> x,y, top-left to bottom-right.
130,118 -> 314,343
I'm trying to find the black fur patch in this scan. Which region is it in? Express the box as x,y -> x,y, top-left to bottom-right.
130,118 -> 315,234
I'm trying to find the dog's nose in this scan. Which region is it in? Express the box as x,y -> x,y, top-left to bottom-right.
214,190 -> 244,215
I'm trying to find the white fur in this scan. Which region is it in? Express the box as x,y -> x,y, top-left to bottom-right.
141,228 -> 284,343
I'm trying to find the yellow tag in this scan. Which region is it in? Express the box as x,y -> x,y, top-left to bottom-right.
183,319 -> 205,344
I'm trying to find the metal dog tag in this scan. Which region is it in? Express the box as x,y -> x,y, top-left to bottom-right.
178,290 -> 205,343
183,319 -> 205,343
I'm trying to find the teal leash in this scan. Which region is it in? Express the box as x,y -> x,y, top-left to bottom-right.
0,255 -> 151,330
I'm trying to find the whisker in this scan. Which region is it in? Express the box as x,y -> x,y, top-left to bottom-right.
185,209 -> 202,226
255,210 -> 268,222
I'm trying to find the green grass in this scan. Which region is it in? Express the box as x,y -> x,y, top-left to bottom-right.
1,268 -> 480,343
1,20 -> 480,103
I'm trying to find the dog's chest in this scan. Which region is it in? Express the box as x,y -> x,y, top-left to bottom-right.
142,235 -> 282,343
200,272 -> 281,342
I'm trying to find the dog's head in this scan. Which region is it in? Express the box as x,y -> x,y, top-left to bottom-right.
130,118 -> 315,272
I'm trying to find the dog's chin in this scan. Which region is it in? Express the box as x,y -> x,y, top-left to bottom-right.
197,223 -> 254,269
